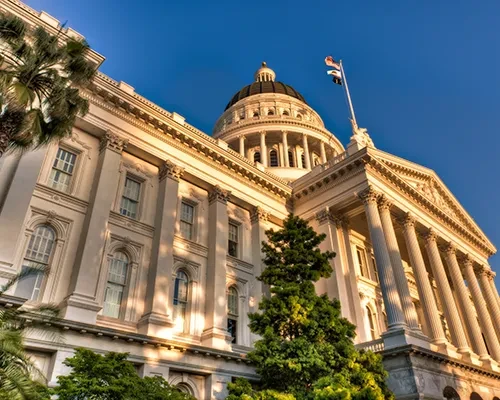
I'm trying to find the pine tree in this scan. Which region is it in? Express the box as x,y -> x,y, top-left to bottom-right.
228,215 -> 393,400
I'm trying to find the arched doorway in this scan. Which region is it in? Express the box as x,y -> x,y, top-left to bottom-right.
443,386 -> 460,400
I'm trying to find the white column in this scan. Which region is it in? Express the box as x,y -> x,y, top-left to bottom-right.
338,216 -> 365,339
401,214 -> 446,344
489,272 -> 500,310
0,147 -> 49,269
320,141 -> 327,164
462,256 -> 500,361
259,131 -> 267,167
202,185 -> 231,349
478,266 -> 500,340
424,230 -> 469,352
63,132 -> 128,324
250,206 -> 269,308
443,244 -> 488,359
138,160 -> 184,336
0,152 -> 21,210
282,131 -> 289,167
378,197 -> 420,330
315,210 -> 351,320
359,187 -> 406,330
302,134 -> 311,170
238,135 -> 245,157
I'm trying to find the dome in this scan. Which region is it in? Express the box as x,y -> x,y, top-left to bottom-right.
224,62 -> 307,111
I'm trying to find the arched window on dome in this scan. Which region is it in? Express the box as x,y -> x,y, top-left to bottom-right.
366,306 -> 377,341
253,111 -> 259,119
313,154 -> 321,166
282,110 -> 289,117
15,224 -> 55,301
173,270 -> 189,332
269,149 -> 279,167
239,112 -> 245,120
103,251 -> 129,319
288,151 -> 295,167
267,109 -> 274,116
254,151 -> 261,164
297,113 -> 303,120
300,153 -> 306,169
227,286 -> 239,343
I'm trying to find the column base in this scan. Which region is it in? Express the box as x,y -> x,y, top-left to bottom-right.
457,348 -> 482,366
480,356 -> 500,372
137,312 -> 174,338
61,293 -> 102,325
382,328 -> 432,350
430,340 -> 460,358
201,327 -> 232,350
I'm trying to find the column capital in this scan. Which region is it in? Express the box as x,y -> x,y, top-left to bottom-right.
159,160 -> 184,182
458,253 -> 475,268
238,134 -> 246,140
423,228 -> 438,244
100,131 -> 128,154
259,130 -> 267,136
315,208 -> 330,225
377,195 -> 393,211
330,212 -> 348,228
208,185 -> 231,205
400,212 -> 417,229
358,186 -> 380,205
443,242 -> 457,256
473,264 -> 489,277
281,130 -> 288,135
250,206 -> 269,223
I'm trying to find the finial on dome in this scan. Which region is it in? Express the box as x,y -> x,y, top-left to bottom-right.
255,61 -> 276,82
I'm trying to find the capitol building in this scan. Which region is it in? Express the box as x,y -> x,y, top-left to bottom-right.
1,1 -> 500,399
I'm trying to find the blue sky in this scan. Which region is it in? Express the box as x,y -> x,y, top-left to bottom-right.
26,0 -> 500,273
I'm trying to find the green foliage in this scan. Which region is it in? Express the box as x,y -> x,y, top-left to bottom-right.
0,12 -> 96,157
228,215 -> 393,400
53,348 -> 195,400
0,267 -> 58,399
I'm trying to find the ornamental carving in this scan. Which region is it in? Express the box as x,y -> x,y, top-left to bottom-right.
46,210 -> 58,223
99,131 -> 128,154
315,208 -> 330,225
331,213 -> 348,229
159,160 -> 184,182
443,243 -> 456,256
250,206 -> 269,223
423,228 -> 438,243
400,213 -> 416,229
377,195 -> 393,211
415,181 -> 458,220
208,185 -> 231,205
357,186 -> 379,205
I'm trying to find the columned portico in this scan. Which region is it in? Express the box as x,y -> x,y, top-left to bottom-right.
359,187 -> 406,330
424,230 -> 470,353
462,256 -> 500,362
401,214 -> 447,344
378,197 -> 420,331
202,185 -> 232,349
443,244 -> 488,359
138,160 -> 184,336
62,131 -> 128,324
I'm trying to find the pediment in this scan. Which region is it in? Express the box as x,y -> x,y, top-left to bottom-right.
370,150 -> 495,254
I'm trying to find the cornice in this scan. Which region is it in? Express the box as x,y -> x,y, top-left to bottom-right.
83,78 -> 292,201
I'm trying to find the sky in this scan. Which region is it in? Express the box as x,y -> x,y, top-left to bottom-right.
26,0 -> 500,273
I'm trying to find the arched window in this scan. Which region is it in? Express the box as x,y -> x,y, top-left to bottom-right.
288,151 -> 295,167
282,110 -> 289,116
313,157 -> 321,167
253,151 -> 261,164
300,153 -> 306,169
15,225 -> 55,301
253,112 -> 259,119
297,113 -> 302,120
103,251 -> 129,318
443,387 -> 460,400
239,112 -> 245,120
227,286 -> 239,343
176,384 -> 193,395
269,149 -> 279,167
267,110 -> 274,116
173,270 -> 189,331
366,306 -> 376,340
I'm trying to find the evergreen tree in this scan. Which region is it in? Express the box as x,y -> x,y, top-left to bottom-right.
228,215 -> 393,400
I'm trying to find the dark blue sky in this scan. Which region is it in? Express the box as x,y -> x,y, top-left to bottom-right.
26,0 -> 500,272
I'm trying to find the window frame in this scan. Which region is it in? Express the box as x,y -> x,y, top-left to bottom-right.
102,251 -> 130,320
366,305 -> 377,341
269,149 -> 279,167
253,151 -> 261,164
48,147 -> 78,193
179,200 -> 196,241
227,221 -> 240,258
356,246 -> 370,279
172,270 -> 190,332
227,286 -> 239,344
119,175 -> 143,220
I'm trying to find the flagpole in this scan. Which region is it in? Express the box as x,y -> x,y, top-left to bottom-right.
340,60 -> 357,126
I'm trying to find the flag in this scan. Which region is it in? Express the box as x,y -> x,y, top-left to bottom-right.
325,56 -> 340,70
327,69 -> 342,85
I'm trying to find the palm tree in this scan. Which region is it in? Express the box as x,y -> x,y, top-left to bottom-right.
0,12 -> 96,158
0,267 -> 58,399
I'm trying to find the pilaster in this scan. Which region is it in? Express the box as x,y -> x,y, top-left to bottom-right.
250,206 -> 269,310
201,185 -> 232,349
138,160 -> 184,336
62,131 -> 128,324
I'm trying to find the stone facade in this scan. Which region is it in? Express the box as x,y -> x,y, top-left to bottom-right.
0,1 -> 500,398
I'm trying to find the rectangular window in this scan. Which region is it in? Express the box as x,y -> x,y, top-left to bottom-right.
120,177 -> 141,219
370,255 -> 379,282
228,222 -> 239,258
15,262 -> 44,301
356,247 -> 369,278
103,253 -> 129,318
48,148 -> 77,193
180,202 -> 195,240
227,318 -> 237,343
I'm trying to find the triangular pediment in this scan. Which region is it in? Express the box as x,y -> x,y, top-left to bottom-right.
369,149 -> 496,254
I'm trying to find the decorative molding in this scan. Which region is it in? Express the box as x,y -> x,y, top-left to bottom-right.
159,160 -> 184,182
315,208 -> 330,225
358,186 -> 379,205
443,243 -> 456,256
108,211 -> 155,238
250,206 -> 269,224
99,131 -> 128,154
377,195 -> 393,211
400,212 -> 416,229
208,185 -> 231,205
423,228 -> 438,244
